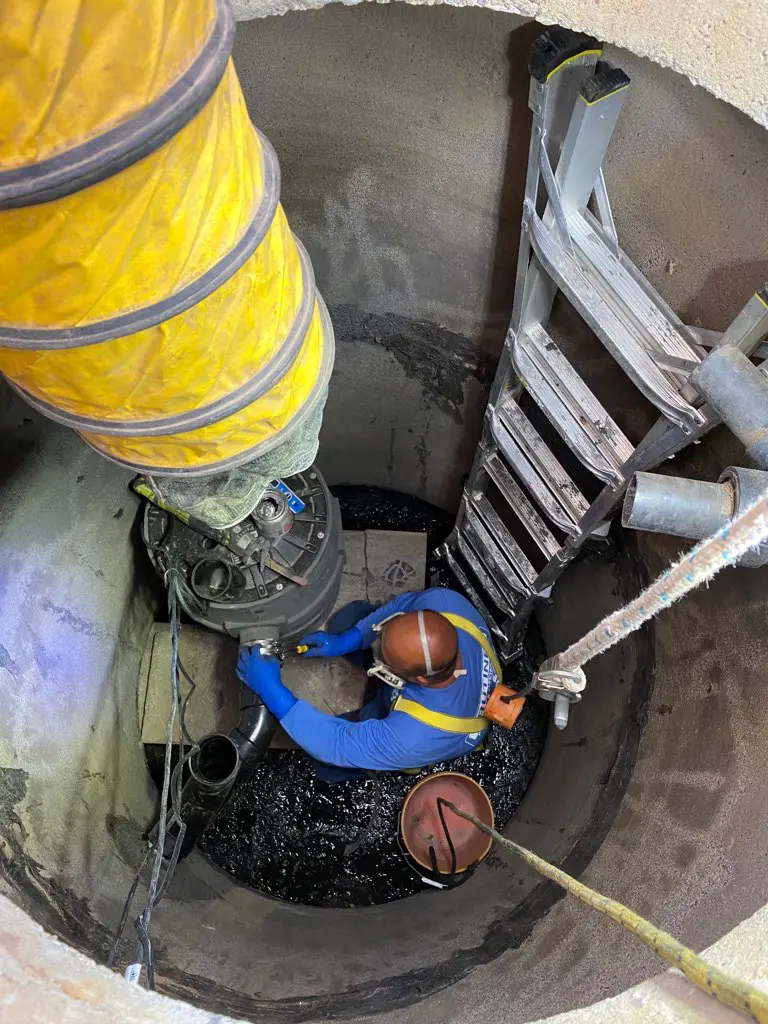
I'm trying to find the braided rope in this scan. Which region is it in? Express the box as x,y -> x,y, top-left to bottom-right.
544,492 -> 768,677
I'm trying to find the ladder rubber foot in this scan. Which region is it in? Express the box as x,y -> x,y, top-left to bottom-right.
580,66 -> 631,104
528,28 -> 602,84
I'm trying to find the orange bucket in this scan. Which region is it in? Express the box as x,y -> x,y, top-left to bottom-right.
400,772 -> 494,877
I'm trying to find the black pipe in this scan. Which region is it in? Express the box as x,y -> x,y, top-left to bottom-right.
154,682 -> 276,864
229,688 -> 279,764
158,733 -> 241,862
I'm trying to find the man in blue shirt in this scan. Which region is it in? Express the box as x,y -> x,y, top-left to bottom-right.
237,588 -> 502,779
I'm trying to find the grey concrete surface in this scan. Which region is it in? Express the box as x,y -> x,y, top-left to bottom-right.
0,388 -> 157,928
233,6 -> 768,509
231,0 -> 768,133
234,7 -> 533,342
5,888 -> 767,1024
139,625 -> 240,745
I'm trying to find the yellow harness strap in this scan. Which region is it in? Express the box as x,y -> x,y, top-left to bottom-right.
391,613 -> 501,735
440,613 -> 503,682
391,698 -> 488,734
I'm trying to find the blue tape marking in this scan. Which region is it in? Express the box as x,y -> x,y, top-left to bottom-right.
270,478 -> 306,514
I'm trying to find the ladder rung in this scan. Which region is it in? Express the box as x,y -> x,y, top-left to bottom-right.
573,213 -> 705,366
470,492 -> 538,590
462,501 -> 531,600
493,395 -> 589,533
514,322 -> 634,486
529,211 -> 705,431
483,451 -> 560,559
455,530 -> 515,617
441,544 -> 508,644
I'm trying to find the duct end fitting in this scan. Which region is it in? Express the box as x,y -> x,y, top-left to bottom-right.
691,346 -> 768,470
717,466 -> 768,567
622,472 -> 733,539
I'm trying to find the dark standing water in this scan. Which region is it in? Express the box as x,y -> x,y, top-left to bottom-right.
197,486 -> 549,907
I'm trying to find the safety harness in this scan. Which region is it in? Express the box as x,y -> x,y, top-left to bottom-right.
391,613 -> 502,735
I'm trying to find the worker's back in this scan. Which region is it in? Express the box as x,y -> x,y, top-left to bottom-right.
279,587 -> 499,771
238,586 -> 501,773
356,587 -> 496,757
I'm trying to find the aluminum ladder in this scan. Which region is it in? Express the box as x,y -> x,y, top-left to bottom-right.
440,28 -> 768,660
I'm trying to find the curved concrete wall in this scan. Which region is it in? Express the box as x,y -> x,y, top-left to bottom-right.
1,4 -> 767,1024
233,0 -> 768,130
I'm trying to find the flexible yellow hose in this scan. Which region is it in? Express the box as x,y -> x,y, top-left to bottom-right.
0,0 -> 331,476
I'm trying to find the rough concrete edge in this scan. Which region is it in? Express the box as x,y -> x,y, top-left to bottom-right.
231,0 -> 768,130
3,889 -> 768,1024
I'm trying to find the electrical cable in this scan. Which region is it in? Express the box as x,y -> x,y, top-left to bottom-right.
108,559 -> 189,987
106,845 -> 151,969
132,569 -> 181,987
177,654 -> 198,747
109,526 -> 210,985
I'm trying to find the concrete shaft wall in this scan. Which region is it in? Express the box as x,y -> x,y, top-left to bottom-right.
1,5 -> 768,1024
231,5 -> 767,510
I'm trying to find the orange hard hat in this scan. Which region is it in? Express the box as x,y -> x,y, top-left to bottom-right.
400,772 -> 494,876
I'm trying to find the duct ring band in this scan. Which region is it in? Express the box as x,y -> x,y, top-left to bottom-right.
0,131 -> 281,351
0,0 -> 236,211
80,293 -> 337,477
8,237 -> 316,436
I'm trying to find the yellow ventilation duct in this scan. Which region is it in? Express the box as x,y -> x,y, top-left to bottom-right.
0,0 -> 333,476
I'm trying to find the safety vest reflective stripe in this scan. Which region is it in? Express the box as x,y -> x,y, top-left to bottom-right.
391,613 -> 501,735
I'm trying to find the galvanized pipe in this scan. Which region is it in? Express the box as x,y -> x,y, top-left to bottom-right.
720,467 -> 768,567
622,467 -> 768,567
691,346 -> 768,468
621,473 -> 733,539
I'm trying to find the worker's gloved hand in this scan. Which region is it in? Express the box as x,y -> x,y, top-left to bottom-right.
237,647 -> 297,720
299,626 -> 364,658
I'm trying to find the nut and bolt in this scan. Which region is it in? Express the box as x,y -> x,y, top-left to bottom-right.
317,531 -> 325,539
275,582 -> 284,591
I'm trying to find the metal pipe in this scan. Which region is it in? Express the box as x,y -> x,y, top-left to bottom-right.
720,467 -> 768,567
622,473 -> 733,539
622,467 -> 768,567
691,346 -> 768,468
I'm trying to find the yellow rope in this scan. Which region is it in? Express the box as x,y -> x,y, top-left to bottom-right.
443,801 -> 768,1023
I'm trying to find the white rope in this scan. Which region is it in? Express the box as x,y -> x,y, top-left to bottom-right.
540,492 -> 768,680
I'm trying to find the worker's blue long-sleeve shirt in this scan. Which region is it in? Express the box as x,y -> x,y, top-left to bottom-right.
279,588 -> 499,770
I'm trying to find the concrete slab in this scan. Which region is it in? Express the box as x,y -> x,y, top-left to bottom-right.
365,529 -> 424,605
139,528 -> 427,746
138,625 -> 240,745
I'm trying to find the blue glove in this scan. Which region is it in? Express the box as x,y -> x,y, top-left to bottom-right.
299,626 -> 364,658
237,646 -> 297,720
